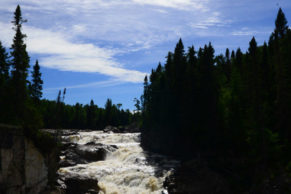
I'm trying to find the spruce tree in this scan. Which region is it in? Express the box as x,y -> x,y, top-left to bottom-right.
275,8 -> 289,39
31,60 -> 43,101
10,5 -> 30,122
11,5 -> 29,84
0,41 -> 9,84
86,99 -> 96,129
0,41 -> 9,123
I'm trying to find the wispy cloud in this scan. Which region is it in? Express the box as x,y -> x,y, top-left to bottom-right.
231,27 -> 272,36
190,12 -> 231,30
132,0 -> 209,11
44,79 -> 123,92
0,21 -> 146,83
1,0 -> 281,85
0,0 -> 226,48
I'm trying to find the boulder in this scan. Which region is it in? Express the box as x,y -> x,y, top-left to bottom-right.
59,142 -> 118,167
103,125 -> 120,133
59,148 -> 88,167
164,159 -> 231,194
63,174 -> 99,194
75,143 -> 117,162
124,122 -> 140,133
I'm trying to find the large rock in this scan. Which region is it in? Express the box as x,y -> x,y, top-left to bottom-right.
59,142 -> 117,167
75,143 -> 117,161
25,140 -> 48,194
62,174 -> 99,194
164,159 -> 231,194
103,125 -> 120,133
0,124 -> 59,194
59,143 -> 87,167
124,122 -> 140,133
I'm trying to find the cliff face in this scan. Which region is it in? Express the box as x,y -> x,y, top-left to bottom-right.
0,124 -> 57,194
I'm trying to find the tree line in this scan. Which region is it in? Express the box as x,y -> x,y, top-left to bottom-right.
41,96 -> 134,129
140,8 -> 290,191
0,5 -> 133,130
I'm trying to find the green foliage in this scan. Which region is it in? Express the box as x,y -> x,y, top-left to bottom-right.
39,97 -> 133,130
1,5 -> 32,125
25,127 -> 58,154
0,41 -> 9,84
30,60 -> 43,101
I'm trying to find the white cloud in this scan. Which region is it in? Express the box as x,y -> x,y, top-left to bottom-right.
0,21 -> 146,83
0,0 -> 235,83
231,27 -> 271,36
44,79 -> 123,91
72,24 -> 87,34
0,0 -> 224,48
132,0 -> 209,11
190,12 -> 231,30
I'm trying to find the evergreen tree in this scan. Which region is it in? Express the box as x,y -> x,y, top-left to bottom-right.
30,60 -> 43,101
224,48 -> 231,82
0,41 -> 9,123
0,41 -> 9,84
105,98 -> 113,125
86,99 -> 97,129
274,8 -> 289,39
11,5 -> 29,86
275,26 -> 291,142
10,5 -> 30,122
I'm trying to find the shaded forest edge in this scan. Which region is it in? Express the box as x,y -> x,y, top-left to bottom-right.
0,5 -> 138,131
140,8 -> 290,193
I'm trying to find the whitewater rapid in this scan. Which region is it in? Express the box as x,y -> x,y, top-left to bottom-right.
58,131 -> 179,194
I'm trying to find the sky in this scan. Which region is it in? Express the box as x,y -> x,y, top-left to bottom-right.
0,0 -> 290,110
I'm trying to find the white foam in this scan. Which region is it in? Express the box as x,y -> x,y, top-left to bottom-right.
59,131 -> 178,194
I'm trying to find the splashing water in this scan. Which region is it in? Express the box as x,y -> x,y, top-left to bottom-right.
59,131 -> 179,194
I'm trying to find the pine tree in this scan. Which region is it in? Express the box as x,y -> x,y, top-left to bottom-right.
0,41 -> 9,84
86,99 -> 96,129
11,5 -> 29,84
141,75 -> 149,112
275,8 -> 289,39
30,60 -> 43,101
10,5 -> 30,122
105,98 -> 113,125
224,48 -> 231,82
0,41 -> 10,123
173,39 -> 186,93
275,25 -> 291,142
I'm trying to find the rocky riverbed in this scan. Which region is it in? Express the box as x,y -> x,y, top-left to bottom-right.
54,130 -> 179,194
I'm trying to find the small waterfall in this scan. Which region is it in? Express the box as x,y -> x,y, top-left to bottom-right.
59,131 -> 179,194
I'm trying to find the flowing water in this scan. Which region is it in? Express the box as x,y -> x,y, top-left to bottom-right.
58,131 -> 179,194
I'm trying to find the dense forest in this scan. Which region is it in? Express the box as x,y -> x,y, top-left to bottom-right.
141,8 -> 290,191
0,5 -> 134,130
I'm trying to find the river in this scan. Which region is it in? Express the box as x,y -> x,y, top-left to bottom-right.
58,131 -> 179,194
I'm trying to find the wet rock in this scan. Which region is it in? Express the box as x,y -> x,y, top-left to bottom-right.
63,174 -> 99,194
124,122 -> 140,133
103,125 -> 120,133
59,144 -> 87,167
76,146 -> 106,161
59,142 -> 118,167
164,159 -> 230,194
76,144 -> 117,161
60,149 -> 84,167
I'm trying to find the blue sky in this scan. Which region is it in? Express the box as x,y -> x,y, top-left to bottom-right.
0,0 -> 290,110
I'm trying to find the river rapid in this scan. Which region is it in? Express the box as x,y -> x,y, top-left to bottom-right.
58,131 -> 179,194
